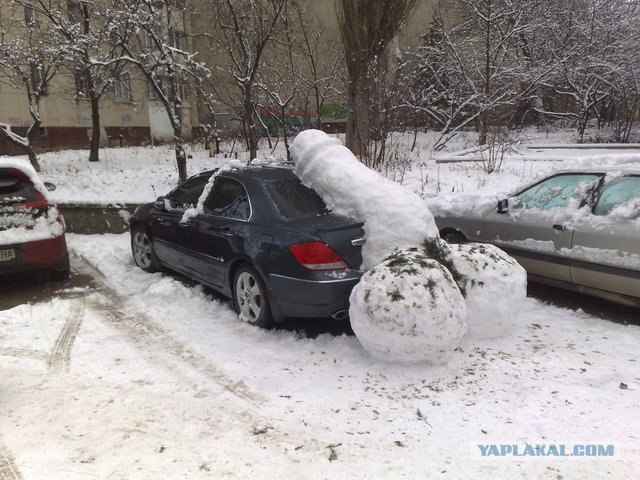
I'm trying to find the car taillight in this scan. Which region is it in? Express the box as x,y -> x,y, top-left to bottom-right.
289,242 -> 348,270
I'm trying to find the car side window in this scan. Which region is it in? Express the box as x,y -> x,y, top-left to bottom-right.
166,176 -> 209,211
512,174 -> 601,211
203,178 -> 250,220
593,176 -> 640,217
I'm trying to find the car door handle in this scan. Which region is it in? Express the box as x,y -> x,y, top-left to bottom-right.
552,224 -> 567,232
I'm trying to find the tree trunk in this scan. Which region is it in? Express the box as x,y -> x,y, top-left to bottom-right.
174,127 -> 187,183
244,88 -> 258,161
89,95 -> 101,162
0,125 -> 41,172
27,147 -> 41,172
346,77 -> 369,161
281,106 -> 290,163
314,85 -> 323,130
478,112 -> 488,146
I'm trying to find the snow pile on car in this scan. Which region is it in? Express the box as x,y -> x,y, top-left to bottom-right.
289,129 -> 439,269
0,158 -> 63,246
349,248 -> 467,363
0,209 -> 64,246
289,131 -> 527,363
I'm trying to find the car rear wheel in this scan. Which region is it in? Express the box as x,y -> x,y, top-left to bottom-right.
131,228 -> 161,272
442,231 -> 466,244
233,264 -> 273,329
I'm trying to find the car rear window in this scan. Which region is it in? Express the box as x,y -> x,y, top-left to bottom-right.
0,169 -> 42,206
265,179 -> 328,220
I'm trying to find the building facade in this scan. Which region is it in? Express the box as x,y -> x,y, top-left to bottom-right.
0,0 -> 199,154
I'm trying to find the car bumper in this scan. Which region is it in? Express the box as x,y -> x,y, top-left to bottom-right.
268,271 -> 362,319
0,235 -> 69,276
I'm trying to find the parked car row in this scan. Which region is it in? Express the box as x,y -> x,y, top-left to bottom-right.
3,157 -> 638,324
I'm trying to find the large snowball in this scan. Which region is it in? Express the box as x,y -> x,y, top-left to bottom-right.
422,238 -> 528,339
448,243 -> 528,339
349,248 -> 467,364
290,130 -> 439,269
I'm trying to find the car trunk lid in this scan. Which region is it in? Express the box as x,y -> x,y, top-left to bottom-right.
289,214 -> 365,270
0,168 -> 48,232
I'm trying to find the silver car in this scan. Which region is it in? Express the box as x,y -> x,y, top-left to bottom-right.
433,168 -> 640,307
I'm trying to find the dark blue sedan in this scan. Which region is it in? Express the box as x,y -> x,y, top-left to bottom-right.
129,166 -> 365,327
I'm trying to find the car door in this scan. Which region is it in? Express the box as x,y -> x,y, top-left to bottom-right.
481,173 -> 603,283
183,177 -> 251,287
571,174 -> 640,298
148,175 -> 209,270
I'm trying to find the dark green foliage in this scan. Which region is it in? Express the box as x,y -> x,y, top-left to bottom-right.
421,238 -> 468,298
388,289 -> 405,302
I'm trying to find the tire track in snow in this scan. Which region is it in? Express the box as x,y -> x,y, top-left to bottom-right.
64,253 -> 337,459
48,301 -> 86,373
0,347 -> 47,362
89,295 -> 265,405
74,254 -> 266,405
0,442 -> 23,480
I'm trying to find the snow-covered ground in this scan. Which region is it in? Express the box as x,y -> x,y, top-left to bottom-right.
15,127 -> 640,206
1,233 -> 638,478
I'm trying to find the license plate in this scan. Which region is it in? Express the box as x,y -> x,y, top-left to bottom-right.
0,249 -> 16,262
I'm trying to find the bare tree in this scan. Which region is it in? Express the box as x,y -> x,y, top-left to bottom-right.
287,0 -> 345,130
539,0 -> 640,142
398,0 -> 566,149
337,0 -> 416,165
0,4 -> 65,170
203,0 -> 286,162
115,0 -> 208,182
23,0 -> 135,162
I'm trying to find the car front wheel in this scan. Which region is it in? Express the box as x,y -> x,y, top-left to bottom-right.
131,228 -> 161,272
233,264 -> 273,329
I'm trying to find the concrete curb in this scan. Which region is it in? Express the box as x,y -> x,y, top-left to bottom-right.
58,203 -> 142,234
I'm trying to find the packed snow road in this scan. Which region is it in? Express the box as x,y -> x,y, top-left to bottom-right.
1,234 -> 639,479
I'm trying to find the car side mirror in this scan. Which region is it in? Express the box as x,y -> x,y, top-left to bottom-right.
154,196 -> 166,211
497,198 -> 509,214
44,181 -> 56,191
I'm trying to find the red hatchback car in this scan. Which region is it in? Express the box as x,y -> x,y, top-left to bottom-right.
0,159 -> 69,279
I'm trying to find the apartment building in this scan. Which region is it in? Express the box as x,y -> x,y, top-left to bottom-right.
1,0 -> 436,154
0,0 -> 198,154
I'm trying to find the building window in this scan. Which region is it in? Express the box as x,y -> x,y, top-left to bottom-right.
67,0 -> 82,23
147,78 -> 167,100
114,74 -> 132,101
142,26 -> 161,50
148,76 -> 189,102
23,2 -> 37,26
169,30 -> 188,51
74,72 -> 90,99
177,79 -> 190,101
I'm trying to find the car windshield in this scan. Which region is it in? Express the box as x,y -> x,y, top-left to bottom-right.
512,174 -> 601,211
265,178 -> 328,220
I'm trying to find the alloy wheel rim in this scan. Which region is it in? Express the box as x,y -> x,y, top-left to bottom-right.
133,232 -> 152,268
236,271 -> 263,323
